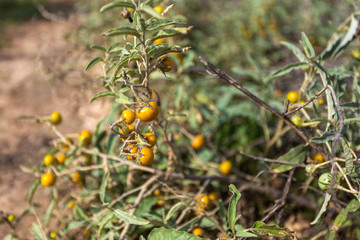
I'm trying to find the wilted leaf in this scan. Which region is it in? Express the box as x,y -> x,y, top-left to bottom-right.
340,138 -> 353,174
251,221 -> 294,237
228,184 -> 241,233
311,193 -> 332,225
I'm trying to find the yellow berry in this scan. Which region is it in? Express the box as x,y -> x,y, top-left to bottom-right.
78,130 -> 92,146
313,153 -> 325,163
41,172 -> 56,187
192,228 -> 203,236
56,153 -> 66,165
154,38 -> 165,44
156,199 -> 165,207
139,147 -> 154,166
291,116 -> 302,127
68,201 -> 75,209
197,193 -> 210,209
44,154 -> 55,166
72,172 -> 83,186
220,160 -> 233,175
7,214 -> 15,222
286,91 -> 300,104
209,192 -> 219,201
50,231 -> 57,239
318,98 -> 325,105
136,102 -> 159,122
191,134 -> 205,150
153,189 -> 162,197
50,111 -> 62,125
122,109 -> 136,124
144,132 -> 157,147
154,5 -> 164,13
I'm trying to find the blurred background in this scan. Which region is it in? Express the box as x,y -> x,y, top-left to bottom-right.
0,0 -> 356,237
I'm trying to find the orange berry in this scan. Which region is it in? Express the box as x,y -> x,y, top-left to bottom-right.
72,172 -> 83,185
44,154 -> 55,166
68,201 -> 75,209
139,147 -> 154,166
192,228 -> 203,236
156,199 -> 165,207
197,193 -> 210,209
159,56 -> 174,72
56,153 -> 66,164
154,38 -> 165,44
153,189 -> 162,197
136,102 -> 159,122
78,130 -> 92,146
220,160 -> 233,175
191,134 -> 205,149
209,192 -> 219,201
127,145 -> 139,160
41,172 -> 56,187
318,98 -> 325,105
122,109 -> 136,124
144,132 -> 157,147
313,153 -> 325,163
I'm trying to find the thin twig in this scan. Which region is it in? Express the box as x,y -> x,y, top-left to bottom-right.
238,150 -> 306,167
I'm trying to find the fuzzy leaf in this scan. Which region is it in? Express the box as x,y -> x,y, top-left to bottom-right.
251,221 -> 294,237
280,41 -> 307,62
271,145 -> 307,173
146,19 -> 186,31
151,29 -> 182,41
311,193 -> 332,225
90,91 -> 115,103
300,32 -> 315,58
113,208 -> 149,225
272,62 -> 308,77
104,27 -> 141,38
100,172 -> 110,204
228,184 -> 241,233
340,138 -> 353,174
85,57 -> 103,72
311,132 -> 336,143
148,227 -> 206,240
100,1 -> 135,13
165,202 -> 186,223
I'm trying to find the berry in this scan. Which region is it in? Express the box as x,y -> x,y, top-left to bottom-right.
7,214 -> 15,222
50,111 -> 62,125
122,109 -> 136,124
318,173 -> 335,191
121,10 -> 131,19
291,116 -> 302,127
318,98 -> 325,105
192,228 -> 203,236
144,132 -> 157,147
41,172 -> 56,187
313,153 -> 325,163
68,201 -> 75,209
44,154 -> 55,166
139,147 -> 154,166
56,153 -> 66,164
78,130 -> 92,146
156,199 -> 165,207
191,134 -> 205,149
136,101 -> 159,122
220,160 -> 233,175
154,38 -> 164,44
153,189 -> 162,197
60,138 -> 73,151
127,145 -> 139,160
50,231 -> 57,239
197,193 -> 210,209
159,56 -> 174,72
72,172 -> 83,186
286,91 -> 300,103
209,192 -> 219,201
154,5 -> 164,13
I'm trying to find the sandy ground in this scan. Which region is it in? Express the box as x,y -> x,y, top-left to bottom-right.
0,1 -> 110,238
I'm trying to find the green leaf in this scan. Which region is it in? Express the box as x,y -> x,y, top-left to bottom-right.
85,57 -> 103,72
280,41 -> 307,62
341,102 -> 360,109
43,198 -> 57,226
104,27 -> 141,38
320,36 -> 341,60
100,172 -> 110,204
332,15 -> 359,59
148,227 -> 206,240
31,222 -> 46,239
97,211 -> 116,235
218,199 -> 227,225
90,45 -> 106,52
90,91 -> 115,103
112,208 -> 149,225
251,221 -> 294,237
311,193 -> 332,225
228,184 -> 241,233
271,145 -> 307,173
272,62 -> 308,78
300,32 -> 315,58
235,224 -> 257,237
311,132 -> 336,143
139,5 -> 164,19
151,29 -> 182,41
147,44 -> 173,58
27,179 -> 40,204
74,205 -> 89,221
332,208 -> 348,231
340,138 -> 353,174
147,19 -> 186,31
100,1 -> 135,13
345,199 -> 360,212
165,202 -> 186,223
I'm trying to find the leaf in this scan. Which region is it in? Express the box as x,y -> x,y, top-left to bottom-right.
320,36 -> 341,60
148,227 -> 206,240
90,91 -> 115,103
271,145 -> 307,173
43,198 -> 57,226
147,44 -> 173,58
228,184 -> 241,233
90,45 -> 106,52
311,132 -> 336,143
251,221 -> 294,237
272,62 -> 308,78
341,102 -> 360,109
31,222 -> 46,239
97,211 -> 115,235
27,179 -> 40,204
235,224 -> 257,237
311,193 -> 332,225
74,205 -> 89,221
146,19 -> 186,31
332,15 -> 359,59
300,32 -> 315,58
165,202 -> 186,223
85,57 -> 103,72
138,5 -> 164,19
151,29 -> 182,41
346,199 -> 360,212
280,41 -> 307,62
100,1 -> 135,13
218,199 -> 227,225
340,138 -> 353,174
332,208 -> 348,231
104,27 -> 141,38
112,208 -> 149,225
100,172 -> 110,204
